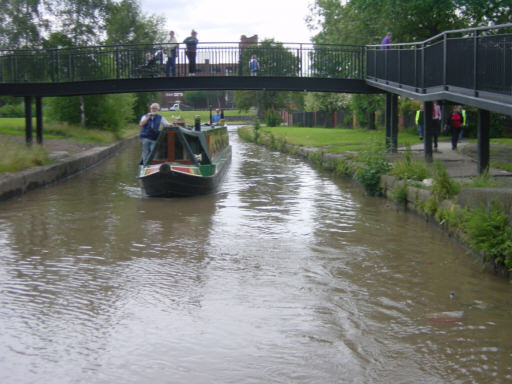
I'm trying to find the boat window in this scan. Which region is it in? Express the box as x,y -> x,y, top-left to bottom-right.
187,136 -> 202,156
152,132 -> 168,161
174,135 -> 185,160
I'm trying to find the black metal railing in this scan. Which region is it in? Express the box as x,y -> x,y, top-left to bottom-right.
0,42 -> 365,83
366,23 -> 512,97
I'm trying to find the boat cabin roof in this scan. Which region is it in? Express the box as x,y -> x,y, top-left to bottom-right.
146,125 -> 229,166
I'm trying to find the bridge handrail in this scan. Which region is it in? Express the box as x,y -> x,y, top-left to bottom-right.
0,41 -> 367,84
0,42 -> 363,54
365,23 -> 512,102
366,22 -> 512,49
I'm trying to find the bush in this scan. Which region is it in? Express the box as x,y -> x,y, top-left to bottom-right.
332,158 -> 355,177
464,202 -> 512,271
390,181 -> 409,205
436,204 -> 468,230
424,196 -> 438,215
353,143 -> 390,196
308,151 -> 324,165
265,110 -> 282,127
431,160 -> 460,200
465,171 -> 501,188
390,146 -> 430,181
0,103 -> 25,117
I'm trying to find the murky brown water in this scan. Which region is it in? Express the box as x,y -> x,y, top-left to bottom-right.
0,128 -> 511,383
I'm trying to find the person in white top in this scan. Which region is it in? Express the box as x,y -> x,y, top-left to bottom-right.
165,31 -> 178,77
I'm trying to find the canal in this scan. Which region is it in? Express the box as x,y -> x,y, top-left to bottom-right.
0,128 -> 511,383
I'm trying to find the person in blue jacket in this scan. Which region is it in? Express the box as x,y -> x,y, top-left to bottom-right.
212,108 -> 222,123
249,55 -> 260,76
139,103 -> 171,164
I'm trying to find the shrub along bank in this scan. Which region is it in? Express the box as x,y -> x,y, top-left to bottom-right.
238,125 -> 512,278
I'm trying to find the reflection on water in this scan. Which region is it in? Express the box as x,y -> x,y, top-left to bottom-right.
0,129 -> 511,383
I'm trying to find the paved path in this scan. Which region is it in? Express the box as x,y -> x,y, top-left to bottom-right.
401,140 -> 512,185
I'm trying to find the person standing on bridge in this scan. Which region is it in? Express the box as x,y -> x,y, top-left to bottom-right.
380,32 -> 392,49
183,30 -> 198,76
139,103 -> 171,164
249,55 -> 260,76
165,30 -> 178,77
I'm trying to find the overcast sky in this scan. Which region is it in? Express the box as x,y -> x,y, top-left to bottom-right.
139,0 -> 316,43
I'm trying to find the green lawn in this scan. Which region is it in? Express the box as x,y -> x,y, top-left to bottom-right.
257,126 -> 422,153
0,118 -> 139,142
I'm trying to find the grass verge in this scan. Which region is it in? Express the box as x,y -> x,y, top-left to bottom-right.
0,139 -> 49,173
0,118 -> 140,173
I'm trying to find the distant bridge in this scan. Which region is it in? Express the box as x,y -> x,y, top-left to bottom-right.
1,24 -> 511,174
0,42 -> 375,96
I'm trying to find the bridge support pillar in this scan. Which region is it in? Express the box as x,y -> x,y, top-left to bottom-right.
36,97 -> 43,144
385,93 -> 391,151
477,109 -> 490,174
385,93 -> 398,152
24,96 -> 33,146
390,94 -> 398,153
423,101 -> 433,162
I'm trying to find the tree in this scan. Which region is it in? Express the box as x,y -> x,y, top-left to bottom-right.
103,0 -> 165,122
184,91 -> 225,109
0,0 -> 49,48
46,93 -> 135,134
351,94 -> 384,129
52,0 -> 108,45
235,39 -> 301,120
304,92 -> 351,113
308,0 -> 507,46
239,39 -> 300,77
104,0 -> 165,45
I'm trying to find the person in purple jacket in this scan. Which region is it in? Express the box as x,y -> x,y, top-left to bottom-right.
381,32 -> 392,49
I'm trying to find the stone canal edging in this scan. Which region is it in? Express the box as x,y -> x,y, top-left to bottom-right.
0,135 -> 138,202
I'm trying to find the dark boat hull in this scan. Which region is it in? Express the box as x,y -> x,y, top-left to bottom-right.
139,146 -> 231,197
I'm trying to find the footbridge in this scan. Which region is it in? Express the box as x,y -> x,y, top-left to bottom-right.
0,42 -> 374,96
1,23 -> 511,174
367,23 -> 512,172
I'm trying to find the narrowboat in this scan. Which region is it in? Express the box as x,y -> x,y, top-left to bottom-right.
137,125 -> 231,197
